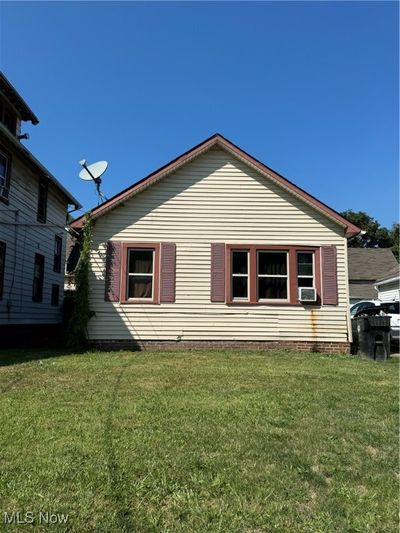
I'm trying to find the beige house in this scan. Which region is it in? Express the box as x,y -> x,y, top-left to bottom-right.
71,134 -> 360,353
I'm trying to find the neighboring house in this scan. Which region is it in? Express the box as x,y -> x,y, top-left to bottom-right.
374,265 -> 400,302
71,134 -> 360,354
347,248 -> 398,304
0,73 -> 81,337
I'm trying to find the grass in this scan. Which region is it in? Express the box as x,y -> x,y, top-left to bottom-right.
0,348 -> 398,532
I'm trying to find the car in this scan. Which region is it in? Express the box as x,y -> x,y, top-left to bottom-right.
350,300 -> 381,318
352,301 -> 400,346
381,301 -> 400,345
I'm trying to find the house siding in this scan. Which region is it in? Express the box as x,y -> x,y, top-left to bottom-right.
88,148 -> 350,343
0,150 -> 68,324
377,281 -> 399,302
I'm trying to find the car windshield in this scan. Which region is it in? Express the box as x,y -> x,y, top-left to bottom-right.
350,302 -> 375,317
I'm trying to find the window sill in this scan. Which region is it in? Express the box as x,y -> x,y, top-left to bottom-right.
226,300 -> 301,306
0,195 -> 9,206
120,299 -> 159,305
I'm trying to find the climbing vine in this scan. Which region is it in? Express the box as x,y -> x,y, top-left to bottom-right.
67,213 -> 94,348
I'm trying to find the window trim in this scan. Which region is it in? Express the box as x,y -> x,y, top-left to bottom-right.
0,145 -> 11,205
0,241 -> 6,300
32,253 -> 45,303
225,244 -> 321,305
120,243 -> 160,304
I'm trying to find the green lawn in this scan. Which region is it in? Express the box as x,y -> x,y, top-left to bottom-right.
0,349 -> 398,532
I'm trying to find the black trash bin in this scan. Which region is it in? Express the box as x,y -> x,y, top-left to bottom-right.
352,315 -> 391,360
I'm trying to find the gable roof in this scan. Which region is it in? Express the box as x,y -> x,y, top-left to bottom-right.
348,248 -> 398,281
70,133 -> 360,236
374,263 -> 400,285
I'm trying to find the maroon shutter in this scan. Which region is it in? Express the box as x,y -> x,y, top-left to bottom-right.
160,243 -> 176,302
104,241 -> 121,302
211,243 -> 225,302
321,245 -> 338,305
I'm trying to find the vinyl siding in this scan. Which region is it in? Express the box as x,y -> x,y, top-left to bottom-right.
377,281 -> 400,302
0,148 -> 68,324
88,147 -> 350,342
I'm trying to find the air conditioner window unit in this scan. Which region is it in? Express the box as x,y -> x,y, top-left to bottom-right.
298,287 -> 316,302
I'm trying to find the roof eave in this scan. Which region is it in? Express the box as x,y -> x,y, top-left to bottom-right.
0,123 -> 81,208
70,134 -> 362,235
0,72 -> 39,125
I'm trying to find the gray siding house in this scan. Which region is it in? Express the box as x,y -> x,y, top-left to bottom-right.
0,73 -> 80,338
347,248 -> 398,303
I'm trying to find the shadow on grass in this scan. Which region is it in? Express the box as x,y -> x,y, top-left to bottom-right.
0,347 -> 88,367
103,367 -> 136,532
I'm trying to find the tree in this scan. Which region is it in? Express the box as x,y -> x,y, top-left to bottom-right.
340,210 -> 396,251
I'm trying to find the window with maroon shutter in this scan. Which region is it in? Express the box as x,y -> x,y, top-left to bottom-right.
223,244 -> 322,305
104,241 -> 122,302
160,243 -> 176,302
120,243 -> 160,304
211,243 -> 225,302
321,245 -> 338,305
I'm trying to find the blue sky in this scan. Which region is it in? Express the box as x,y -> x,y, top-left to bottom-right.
1,1 -> 398,227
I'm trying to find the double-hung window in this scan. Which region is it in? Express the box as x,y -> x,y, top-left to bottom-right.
127,249 -> 155,300
297,252 -> 314,288
231,250 -> 249,300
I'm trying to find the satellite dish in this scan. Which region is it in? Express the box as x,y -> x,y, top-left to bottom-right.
79,160 -> 108,181
78,159 -> 109,204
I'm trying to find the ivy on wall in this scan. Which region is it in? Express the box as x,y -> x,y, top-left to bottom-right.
67,214 -> 94,348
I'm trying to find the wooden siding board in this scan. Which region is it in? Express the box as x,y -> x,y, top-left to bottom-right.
0,153 -> 67,324
87,149 -> 349,342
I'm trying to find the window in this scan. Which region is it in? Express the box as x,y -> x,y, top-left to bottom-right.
0,150 -> 10,202
37,181 -> 48,223
258,251 -> 288,300
226,245 -> 321,305
297,252 -> 314,288
0,241 -> 6,300
231,250 -> 249,300
51,284 -> 60,306
127,249 -> 154,300
120,244 -> 160,304
53,235 -> 62,272
32,253 -> 45,302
